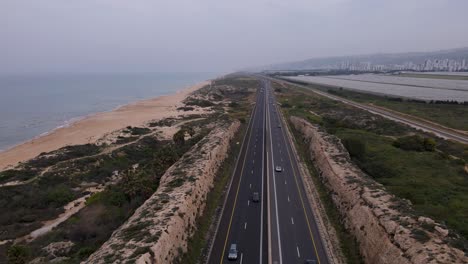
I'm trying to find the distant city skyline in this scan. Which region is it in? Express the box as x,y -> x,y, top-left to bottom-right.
321,58 -> 468,72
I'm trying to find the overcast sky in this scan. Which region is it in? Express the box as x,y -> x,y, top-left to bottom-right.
2,0 -> 468,74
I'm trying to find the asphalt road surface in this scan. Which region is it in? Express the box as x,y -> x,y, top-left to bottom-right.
208,79 -> 329,264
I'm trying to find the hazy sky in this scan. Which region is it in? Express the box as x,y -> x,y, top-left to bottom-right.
2,0 -> 468,74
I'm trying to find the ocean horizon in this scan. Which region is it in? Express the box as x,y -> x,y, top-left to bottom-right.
0,72 -> 219,151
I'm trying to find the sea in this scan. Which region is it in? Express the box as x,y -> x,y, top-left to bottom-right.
0,72 -> 218,151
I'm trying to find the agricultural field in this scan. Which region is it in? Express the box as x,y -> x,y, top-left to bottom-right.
309,85 -> 468,131
288,75 -> 468,102
329,73 -> 468,91
400,72 -> 468,80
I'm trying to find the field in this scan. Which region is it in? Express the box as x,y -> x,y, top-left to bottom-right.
316,84 -> 468,131
330,74 -> 468,91
288,75 -> 468,102
400,72 -> 468,81
274,81 -> 468,252
285,78 -> 468,131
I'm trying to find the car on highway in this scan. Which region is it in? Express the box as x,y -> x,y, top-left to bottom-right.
227,244 -> 238,260
304,260 -> 317,264
275,166 -> 282,172
252,192 -> 260,202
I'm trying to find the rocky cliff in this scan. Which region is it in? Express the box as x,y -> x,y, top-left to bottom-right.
85,120 -> 240,264
290,116 -> 467,264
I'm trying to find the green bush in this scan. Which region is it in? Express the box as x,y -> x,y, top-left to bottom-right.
393,135 -> 435,152
185,99 -> 214,107
173,129 -> 186,145
46,185 -> 74,206
7,245 -> 30,264
342,137 -> 366,159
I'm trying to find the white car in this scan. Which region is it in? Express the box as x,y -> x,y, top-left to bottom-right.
228,244 -> 238,260
275,166 -> 282,172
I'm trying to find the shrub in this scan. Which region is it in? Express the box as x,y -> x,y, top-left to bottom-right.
342,137 -> 366,159
173,130 -> 186,145
411,229 -> 431,243
46,185 -> 74,206
7,245 -> 30,264
228,102 -> 239,107
128,127 -> 151,136
185,99 -> 214,107
393,135 -> 435,152
177,106 -> 195,111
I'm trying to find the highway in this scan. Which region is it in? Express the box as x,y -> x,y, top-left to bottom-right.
208,79 -> 329,264
271,77 -> 468,145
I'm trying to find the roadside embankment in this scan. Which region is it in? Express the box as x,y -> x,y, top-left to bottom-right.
290,116 -> 467,264
85,120 -> 240,263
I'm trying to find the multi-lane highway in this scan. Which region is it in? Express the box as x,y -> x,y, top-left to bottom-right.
208,79 -> 329,264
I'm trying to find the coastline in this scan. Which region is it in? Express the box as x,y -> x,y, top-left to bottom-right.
0,80 -> 209,171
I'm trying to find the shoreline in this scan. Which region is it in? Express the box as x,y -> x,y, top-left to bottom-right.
0,80 -> 210,171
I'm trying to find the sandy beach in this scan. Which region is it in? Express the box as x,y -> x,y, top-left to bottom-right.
0,81 -> 209,171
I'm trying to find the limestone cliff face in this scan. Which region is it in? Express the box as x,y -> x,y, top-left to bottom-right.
85,120 -> 240,264
290,116 -> 467,264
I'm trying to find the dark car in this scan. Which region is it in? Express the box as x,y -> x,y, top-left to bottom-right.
252,192 -> 260,202
304,260 -> 317,264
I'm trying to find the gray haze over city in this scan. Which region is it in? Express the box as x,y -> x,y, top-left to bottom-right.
2,0 -> 468,74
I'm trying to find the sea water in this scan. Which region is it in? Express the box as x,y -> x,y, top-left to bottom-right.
0,72 -> 218,151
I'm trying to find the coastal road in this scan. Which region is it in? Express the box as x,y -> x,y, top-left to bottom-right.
208,80 -> 268,264
208,78 -> 329,264
269,76 -> 468,144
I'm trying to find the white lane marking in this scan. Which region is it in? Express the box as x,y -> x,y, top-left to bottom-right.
296,246 -> 301,258
250,183 -> 252,189
281,158 -> 283,162
244,222 -> 247,230
240,253 -> 244,264
253,159 -> 255,164
260,87 -> 266,264
267,89 -> 283,264
251,170 -> 253,174
285,180 -> 287,185
248,200 -> 250,206
291,217 -> 294,225
288,196 -> 290,202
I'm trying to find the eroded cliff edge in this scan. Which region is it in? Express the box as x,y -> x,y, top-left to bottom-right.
290,116 -> 467,264
85,120 -> 240,263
